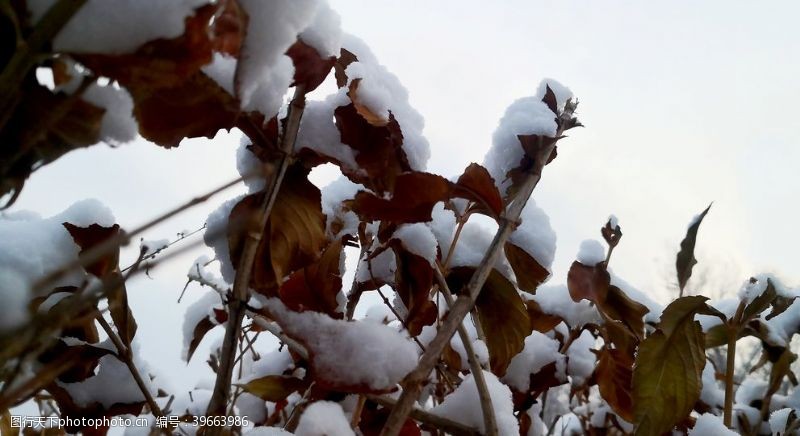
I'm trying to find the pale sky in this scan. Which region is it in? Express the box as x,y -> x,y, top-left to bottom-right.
8,0 -> 800,407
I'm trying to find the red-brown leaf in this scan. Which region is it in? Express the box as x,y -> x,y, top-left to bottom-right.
279,239 -> 345,318
350,172 -> 452,224
287,40 -> 336,93
452,163 -> 503,218
505,242 -> 550,294
567,261 -> 610,304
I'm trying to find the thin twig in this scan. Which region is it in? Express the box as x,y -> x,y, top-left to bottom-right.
723,300 -> 746,428
205,85 -> 307,421
380,101 -> 579,436
435,267 -> 497,436
33,174 -> 246,295
96,316 -> 164,417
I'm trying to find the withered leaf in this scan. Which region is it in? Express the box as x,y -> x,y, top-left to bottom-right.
633,296 -> 721,436
350,172 -> 452,224
391,243 -> 437,336
452,163 -> 504,219
238,375 -> 305,402
505,242 -> 549,294
287,40 -> 336,93
567,261 -> 610,304
334,102 -> 407,193
448,267 -> 532,376
228,164 -> 326,295
525,299 -> 563,333
603,285 -> 649,341
334,48 -> 358,88
130,71 -> 240,148
279,239 -> 344,318
77,4 -> 219,89
186,308 -> 227,362
601,218 -> 623,249
595,348 -> 635,422
676,203 -> 712,293
211,0 -> 247,57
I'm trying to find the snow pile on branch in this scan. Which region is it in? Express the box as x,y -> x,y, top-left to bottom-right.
60,343 -> 158,408
182,290 -> 225,360
576,239 -> 605,266
235,0 -> 342,117
431,371 -> 519,435
484,78 -> 573,191
296,93 -> 359,170
295,401 -> 355,436
392,223 -> 438,265
340,34 -> 430,171
688,413 -> 737,436
508,199 -> 556,271
0,199 -> 114,330
763,298 -> 800,347
503,331 -> 566,391
320,177 -> 363,239
447,220 -> 513,279
264,298 -> 418,391
27,0 -> 211,54
204,195 -> 245,284
528,285 -> 601,328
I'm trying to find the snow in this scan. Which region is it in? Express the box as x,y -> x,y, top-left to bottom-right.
566,330 -> 596,386
528,285 -> 601,329
392,223 -> 438,265
202,53 -> 237,96
447,220 -> 513,279
355,247 -> 396,286
59,342 -> 158,408
769,408 -> 793,435
244,428 -> 294,436
27,0 -> 211,54
431,371 -> 519,435
689,413 -> 737,436
295,401 -> 354,436
738,276 -> 769,305
181,290 -> 225,360
299,3 -> 343,58
508,199 -> 557,272
700,363 -> 725,408
236,138 -> 267,192
428,202 -> 457,256
140,238 -> 169,257
483,78 -> 572,192
697,298 -> 740,332
736,378 -> 768,407
608,214 -> 619,229
763,298 -> 800,347
297,93 -> 359,171
187,255 -> 228,292
83,84 -> 138,144
264,298 -> 418,391
320,176 -> 363,239
341,34 -> 430,171
0,199 -> 114,330
525,403 -> 548,436
576,239 -> 605,266
204,194 -> 245,284
503,331 -> 566,392
551,413 -> 582,435
236,0 -> 320,117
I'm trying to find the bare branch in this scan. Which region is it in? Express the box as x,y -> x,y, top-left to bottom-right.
435,266 -> 497,436
380,101 -> 579,436
205,85 -> 308,421
96,316 -> 164,417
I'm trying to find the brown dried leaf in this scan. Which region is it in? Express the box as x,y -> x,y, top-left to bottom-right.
229,165 -> 326,295
567,261 -> 610,304
596,348 -> 635,422
452,163 -> 503,218
78,4 -> 219,89
130,71 -> 240,148
391,243 -> 437,336
334,48 -> 358,88
287,40 -> 336,93
525,299 -> 563,333
676,203 -> 712,293
279,239 -> 344,318
350,172 -> 452,224
505,242 -> 549,294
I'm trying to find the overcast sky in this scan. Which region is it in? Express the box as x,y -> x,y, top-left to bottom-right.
9,0 -> 800,409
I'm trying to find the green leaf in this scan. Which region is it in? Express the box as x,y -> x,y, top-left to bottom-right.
238,375 -> 305,402
633,296 -> 719,436
675,203 -> 711,293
